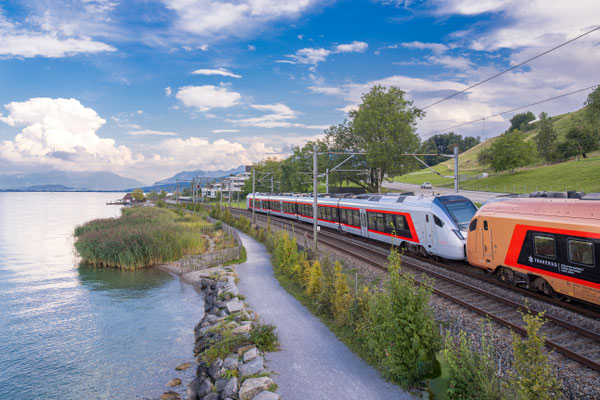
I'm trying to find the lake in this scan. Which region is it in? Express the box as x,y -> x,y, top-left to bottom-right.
0,192 -> 204,399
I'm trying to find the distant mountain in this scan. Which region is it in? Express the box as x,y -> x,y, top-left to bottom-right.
25,184 -> 78,191
157,166 -> 246,184
0,171 -> 144,191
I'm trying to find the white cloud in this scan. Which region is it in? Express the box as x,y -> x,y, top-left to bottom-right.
212,129 -> 239,133
191,68 -> 242,78
248,45 -> 256,51
0,97 -> 139,171
401,41 -> 449,54
283,47 -> 331,65
335,41 -> 368,53
232,103 -> 327,129
175,85 -> 241,112
127,129 -> 178,136
162,0 -> 318,39
165,86 -> 172,97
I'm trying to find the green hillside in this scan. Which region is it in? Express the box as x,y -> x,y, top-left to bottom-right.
391,107 -> 600,193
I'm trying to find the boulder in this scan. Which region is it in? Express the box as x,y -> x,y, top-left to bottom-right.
215,378 -> 227,392
225,299 -> 244,313
201,393 -> 220,400
175,362 -> 191,371
239,356 -> 264,377
253,392 -> 280,400
206,314 -> 220,324
209,359 -> 223,380
236,344 -> 255,356
160,391 -> 181,400
222,377 -> 239,399
243,347 -> 258,363
196,362 -> 208,378
232,324 -> 251,335
222,354 -> 239,371
187,377 -> 214,400
239,377 -> 274,400
166,378 -> 182,387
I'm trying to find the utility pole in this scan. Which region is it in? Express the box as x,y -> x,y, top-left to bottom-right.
252,168 -> 256,225
228,179 -> 231,207
325,168 -> 329,193
313,144 -> 318,253
219,177 -> 223,211
271,176 -> 274,193
454,145 -> 459,193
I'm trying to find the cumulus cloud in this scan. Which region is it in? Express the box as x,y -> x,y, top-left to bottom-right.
162,0 -> 318,39
0,97 -> 139,171
175,85 -> 241,112
401,41 -> 449,54
231,103 -> 327,129
191,68 -> 242,78
282,48 -> 331,65
212,129 -> 239,133
165,87 -> 172,96
126,129 -> 178,136
335,41 -> 368,53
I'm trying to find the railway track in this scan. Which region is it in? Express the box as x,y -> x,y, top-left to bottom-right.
217,206 -> 600,373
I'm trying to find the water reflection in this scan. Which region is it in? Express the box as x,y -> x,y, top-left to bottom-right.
77,263 -> 172,294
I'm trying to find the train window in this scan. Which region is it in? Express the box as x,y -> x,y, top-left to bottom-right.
483,220 -> 488,231
568,239 -> 594,266
395,215 -> 408,231
425,215 -> 429,223
433,215 -> 444,228
340,209 -> 347,224
534,235 -> 555,259
384,214 -> 395,234
325,207 -> 332,221
367,212 -> 376,230
332,208 -> 339,222
376,213 -> 385,232
353,210 -> 361,227
469,218 -> 477,232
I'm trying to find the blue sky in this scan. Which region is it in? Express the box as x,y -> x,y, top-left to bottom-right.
0,0 -> 598,184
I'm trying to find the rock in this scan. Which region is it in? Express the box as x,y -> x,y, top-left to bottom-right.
207,314 -> 220,323
239,356 -> 264,377
253,392 -> 280,400
238,377 -> 274,400
232,324 -> 251,334
225,299 -> 244,313
167,378 -> 182,387
187,377 -> 214,400
196,362 -> 208,378
160,391 -> 181,400
175,362 -> 191,371
236,344 -> 255,356
222,354 -> 239,371
241,321 -> 252,326
219,309 -> 229,318
243,347 -> 258,363
209,358 -> 223,380
201,393 -> 220,400
215,378 -> 227,392
222,377 -> 239,399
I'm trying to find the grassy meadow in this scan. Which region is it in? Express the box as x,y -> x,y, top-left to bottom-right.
74,206 -> 214,269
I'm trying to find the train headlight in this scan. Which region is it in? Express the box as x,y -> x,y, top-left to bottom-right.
452,229 -> 465,240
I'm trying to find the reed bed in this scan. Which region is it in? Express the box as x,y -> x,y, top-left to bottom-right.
74,207 -> 213,270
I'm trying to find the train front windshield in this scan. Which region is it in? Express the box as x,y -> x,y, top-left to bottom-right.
445,201 -> 477,230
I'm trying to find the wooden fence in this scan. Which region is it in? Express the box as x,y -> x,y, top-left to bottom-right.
179,215 -> 243,274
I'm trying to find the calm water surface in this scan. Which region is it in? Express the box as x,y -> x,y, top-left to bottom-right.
0,193 -> 204,399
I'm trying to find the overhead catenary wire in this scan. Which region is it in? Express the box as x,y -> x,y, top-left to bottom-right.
421,83 -> 598,138
420,25 -> 600,111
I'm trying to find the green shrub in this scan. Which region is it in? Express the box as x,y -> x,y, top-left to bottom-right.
366,248 -> 440,386
250,323 -> 279,352
201,327 -> 249,365
332,261 -> 352,327
508,312 -> 561,400
443,323 -> 503,400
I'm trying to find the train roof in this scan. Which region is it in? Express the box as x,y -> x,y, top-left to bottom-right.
478,197 -> 600,221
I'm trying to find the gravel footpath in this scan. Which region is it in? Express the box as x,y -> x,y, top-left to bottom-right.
234,230 -> 415,400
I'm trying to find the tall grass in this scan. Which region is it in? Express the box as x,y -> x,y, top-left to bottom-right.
74,207 -> 212,270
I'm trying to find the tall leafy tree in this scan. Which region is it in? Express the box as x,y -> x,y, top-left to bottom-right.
419,132 -> 480,166
533,112 -> 557,164
564,123 -> 598,159
489,131 -> 536,172
508,111 -> 535,132
327,85 -> 423,192
584,85 -> 600,129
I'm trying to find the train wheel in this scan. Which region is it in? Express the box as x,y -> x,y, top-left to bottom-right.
534,277 -> 563,301
499,267 -> 515,285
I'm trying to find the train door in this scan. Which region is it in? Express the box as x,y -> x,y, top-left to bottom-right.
360,209 -> 368,236
425,214 -> 438,253
480,219 -> 493,263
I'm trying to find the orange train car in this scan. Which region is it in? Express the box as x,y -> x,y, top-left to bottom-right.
466,196 -> 600,306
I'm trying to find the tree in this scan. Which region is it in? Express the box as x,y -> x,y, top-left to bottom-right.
534,112 -> 557,164
131,188 -> 145,202
564,123 -> 598,159
508,111 -> 535,132
327,85 -> 423,192
477,147 -> 493,167
584,85 -> 600,129
489,131 -> 536,172
159,190 -> 167,199
419,132 -> 480,166
182,188 -> 192,196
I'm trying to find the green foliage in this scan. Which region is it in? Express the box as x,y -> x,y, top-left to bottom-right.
250,323 -> 279,352
420,132 -> 480,166
508,312 -> 561,400
584,85 -> 600,129
443,324 -> 503,400
74,207 -> 212,269
201,327 -> 249,365
366,249 -> 440,386
222,369 -> 238,379
508,111 -> 535,132
332,261 -> 352,326
305,260 -> 323,297
534,112 -> 557,163
131,188 -> 145,202
563,123 -> 598,159
156,199 -> 166,208
489,131 -> 536,172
